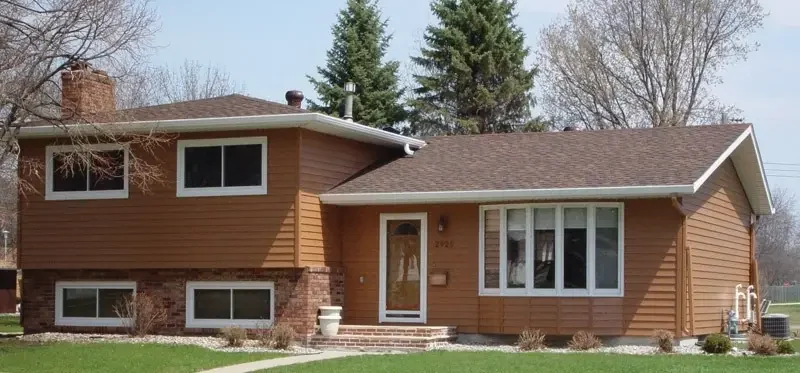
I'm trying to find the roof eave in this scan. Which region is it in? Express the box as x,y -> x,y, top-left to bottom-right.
16,113 -> 426,149
319,185 -> 696,206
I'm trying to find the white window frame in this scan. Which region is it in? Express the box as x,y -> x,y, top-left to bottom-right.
45,144 -> 129,201
479,202 -> 624,297
55,281 -> 136,327
185,281 -> 275,329
176,137 -> 268,197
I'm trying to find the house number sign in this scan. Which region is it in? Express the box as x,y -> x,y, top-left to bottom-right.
434,240 -> 454,248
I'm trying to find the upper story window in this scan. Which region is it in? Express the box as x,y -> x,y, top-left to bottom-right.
176,137 -> 268,197
45,144 -> 128,201
480,202 -> 624,297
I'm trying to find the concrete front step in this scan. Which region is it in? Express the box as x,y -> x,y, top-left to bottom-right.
307,325 -> 457,350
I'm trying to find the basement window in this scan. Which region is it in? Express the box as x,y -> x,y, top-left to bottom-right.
185,281 -> 274,328
479,203 -> 624,297
55,281 -> 136,327
176,137 -> 268,197
45,144 -> 128,200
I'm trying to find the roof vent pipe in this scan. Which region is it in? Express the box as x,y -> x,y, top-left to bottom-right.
343,81 -> 355,122
404,143 -> 415,156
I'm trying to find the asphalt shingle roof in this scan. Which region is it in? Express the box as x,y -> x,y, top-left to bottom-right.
327,124 -> 751,194
113,94 -> 305,121
25,94 -> 305,126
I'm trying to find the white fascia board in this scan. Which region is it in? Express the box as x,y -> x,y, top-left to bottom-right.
319,184 -> 695,205
692,126 -> 753,192
690,125 -> 773,215
17,113 -> 426,148
747,128 -> 774,214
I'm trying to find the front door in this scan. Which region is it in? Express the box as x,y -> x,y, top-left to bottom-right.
379,213 -> 427,323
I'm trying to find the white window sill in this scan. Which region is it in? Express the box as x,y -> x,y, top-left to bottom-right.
55,317 -> 131,327
186,319 -> 273,329
176,186 -> 267,198
46,190 -> 129,201
479,290 -> 623,298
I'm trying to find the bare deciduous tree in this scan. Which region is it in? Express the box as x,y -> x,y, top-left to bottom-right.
117,59 -> 245,109
756,187 -> 800,292
537,0 -> 766,129
0,0 -> 168,201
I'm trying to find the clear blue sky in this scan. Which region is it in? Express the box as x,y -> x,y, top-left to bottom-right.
149,0 -> 800,204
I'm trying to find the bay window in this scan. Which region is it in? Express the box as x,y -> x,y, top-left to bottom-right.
479,203 -> 623,297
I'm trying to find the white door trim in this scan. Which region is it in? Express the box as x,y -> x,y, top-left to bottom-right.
379,212 -> 427,324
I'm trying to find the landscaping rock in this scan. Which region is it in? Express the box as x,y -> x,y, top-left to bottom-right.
19,332 -> 319,354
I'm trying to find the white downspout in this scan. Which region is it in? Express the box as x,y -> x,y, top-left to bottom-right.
404,143 -> 415,156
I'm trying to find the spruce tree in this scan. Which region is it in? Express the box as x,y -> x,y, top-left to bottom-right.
410,0 -> 538,135
308,0 -> 406,128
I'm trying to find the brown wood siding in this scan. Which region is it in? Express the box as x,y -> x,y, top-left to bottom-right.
18,129 -> 299,269
683,160 -> 753,335
297,130 -> 387,267
340,199 -> 681,336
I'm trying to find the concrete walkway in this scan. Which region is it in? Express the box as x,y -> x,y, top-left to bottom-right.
199,351 -> 365,373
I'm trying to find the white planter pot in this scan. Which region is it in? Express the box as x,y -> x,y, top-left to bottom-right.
318,315 -> 342,336
319,306 -> 343,318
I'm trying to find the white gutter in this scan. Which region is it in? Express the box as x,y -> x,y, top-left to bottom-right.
319,184 -> 696,206
17,113 -> 427,148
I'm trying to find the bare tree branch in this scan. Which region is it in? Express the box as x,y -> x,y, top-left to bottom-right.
537,0 -> 765,129
1,0 -> 164,251
116,59 -> 245,109
756,187 -> 800,292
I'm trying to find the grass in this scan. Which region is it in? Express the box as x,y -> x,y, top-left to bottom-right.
767,303 -> 800,324
263,351 -> 800,373
0,314 -> 21,333
0,339 -> 284,373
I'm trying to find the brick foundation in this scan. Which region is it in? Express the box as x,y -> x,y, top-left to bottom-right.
21,267 -> 343,336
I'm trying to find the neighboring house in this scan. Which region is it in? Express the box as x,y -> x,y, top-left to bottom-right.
16,63 -> 772,341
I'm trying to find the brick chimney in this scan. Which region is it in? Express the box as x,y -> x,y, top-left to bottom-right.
285,90 -> 304,108
61,61 -> 116,120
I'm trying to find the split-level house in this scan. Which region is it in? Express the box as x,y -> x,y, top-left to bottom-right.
17,64 -> 772,344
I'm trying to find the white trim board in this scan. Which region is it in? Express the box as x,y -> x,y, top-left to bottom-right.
321,185 -> 694,206
18,113 -> 426,149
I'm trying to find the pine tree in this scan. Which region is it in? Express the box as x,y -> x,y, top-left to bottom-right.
308,0 -> 406,128
410,0 -> 538,135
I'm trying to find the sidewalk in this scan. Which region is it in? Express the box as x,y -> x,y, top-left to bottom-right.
198,351 -> 365,373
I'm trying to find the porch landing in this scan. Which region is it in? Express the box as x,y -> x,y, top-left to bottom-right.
306,325 -> 457,350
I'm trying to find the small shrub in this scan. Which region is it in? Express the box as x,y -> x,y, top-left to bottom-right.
651,329 -> 674,353
568,331 -> 602,351
702,333 -> 732,354
220,326 -> 247,347
255,321 -> 272,347
776,339 -> 795,355
517,328 -> 547,351
747,333 -> 777,356
113,292 -> 168,337
270,323 -> 296,350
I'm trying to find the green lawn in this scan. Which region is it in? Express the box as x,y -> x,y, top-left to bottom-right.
767,304 -> 800,324
0,314 -> 21,333
0,339 -> 284,373
264,351 -> 800,373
